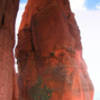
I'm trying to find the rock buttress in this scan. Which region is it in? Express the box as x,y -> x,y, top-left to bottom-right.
16,0 -> 94,100
0,0 -> 19,100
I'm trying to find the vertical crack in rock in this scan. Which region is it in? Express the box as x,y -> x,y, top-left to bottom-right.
0,14 -> 5,26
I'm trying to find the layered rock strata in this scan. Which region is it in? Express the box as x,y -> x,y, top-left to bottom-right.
0,0 -> 19,100
16,0 -> 94,100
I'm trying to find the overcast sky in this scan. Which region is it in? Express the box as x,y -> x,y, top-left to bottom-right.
16,0 -> 100,99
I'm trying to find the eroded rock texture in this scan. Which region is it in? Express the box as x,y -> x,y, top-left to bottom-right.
16,0 -> 94,100
0,0 -> 19,100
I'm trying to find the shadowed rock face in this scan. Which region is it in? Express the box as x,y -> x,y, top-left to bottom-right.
16,0 -> 94,100
0,0 -> 19,100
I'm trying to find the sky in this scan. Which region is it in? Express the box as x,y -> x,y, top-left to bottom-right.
85,0 -> 100,9
16,0 -> 100,100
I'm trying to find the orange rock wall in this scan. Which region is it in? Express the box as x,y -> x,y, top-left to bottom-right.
16,0 -> 94,100
0,0 -> 19,100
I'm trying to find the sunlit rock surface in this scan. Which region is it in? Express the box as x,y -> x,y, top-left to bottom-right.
0,0 -> 19,100
16,0 -> 94,100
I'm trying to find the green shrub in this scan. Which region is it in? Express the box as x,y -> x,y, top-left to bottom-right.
29,77 -> 53,100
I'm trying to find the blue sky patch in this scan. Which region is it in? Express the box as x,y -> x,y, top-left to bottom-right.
85,0 -> 100,9
20,0 -> 100,10
20,0 -> 27,3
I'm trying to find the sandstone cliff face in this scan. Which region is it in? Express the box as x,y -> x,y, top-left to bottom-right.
16,0 -> 94,100
0,0 -> 19,100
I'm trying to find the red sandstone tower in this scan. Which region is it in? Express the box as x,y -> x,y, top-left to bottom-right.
0,0 -> 19,100
0,0 -> 94,100
16,0 -> 94,100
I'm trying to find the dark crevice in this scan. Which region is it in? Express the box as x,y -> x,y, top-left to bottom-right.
63,0 -> 67,5
30,29 -> 36,52
0,14 -> 5,26
2,14 -> 5,25
31,37 -> 36,52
